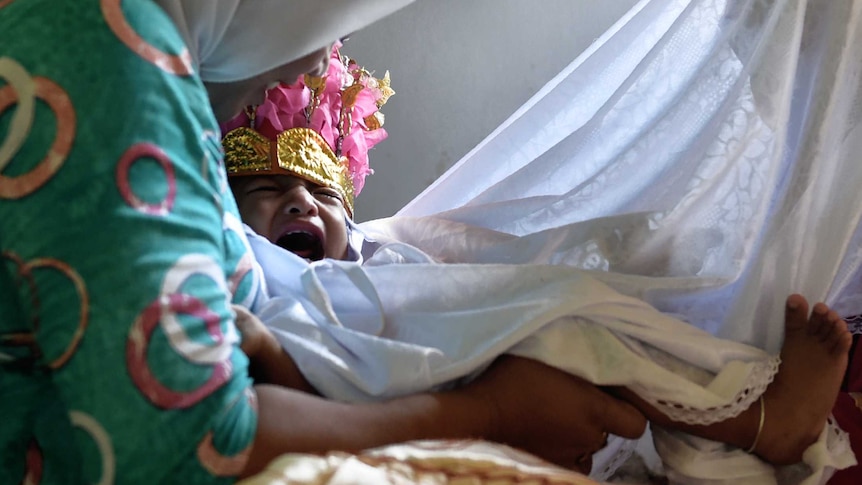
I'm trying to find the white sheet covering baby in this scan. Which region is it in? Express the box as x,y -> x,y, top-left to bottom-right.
247,225 -> 854,484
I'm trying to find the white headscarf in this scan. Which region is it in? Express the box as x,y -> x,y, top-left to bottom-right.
155,0 -> 415,83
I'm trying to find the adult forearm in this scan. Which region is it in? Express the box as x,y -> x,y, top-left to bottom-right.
251,346 -> 319,394
241,384 -> 491,477
241,356 -> 648,478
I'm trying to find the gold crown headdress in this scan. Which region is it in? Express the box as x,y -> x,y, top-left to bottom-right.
221,44 -> 393,218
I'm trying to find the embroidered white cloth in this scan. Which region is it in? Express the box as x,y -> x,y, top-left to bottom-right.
397,0 -> 862,347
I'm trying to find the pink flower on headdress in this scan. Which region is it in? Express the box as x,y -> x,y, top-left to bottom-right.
220,43 -> 391,197
342,124 -> 386,194
255,83 -> 310,140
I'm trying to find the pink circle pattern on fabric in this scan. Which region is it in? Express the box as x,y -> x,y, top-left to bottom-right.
3,251 -> 90,370
100,0 -> 193,76
0,55 -> 36,171
126,293 -> 232,409
23,439 -> 42,485
115,143 -> 177,216
221,212 -> 257,308
195,388 -> 257,477
201,130 -> 228,211
227,253 -> 253,299
0,77 -> 75,199
158,254 -> 237,365
3,250 -> 41,327
201,130 -> 228,194
70,411 -> 116,485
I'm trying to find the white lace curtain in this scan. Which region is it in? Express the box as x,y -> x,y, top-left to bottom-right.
393,0 -> 862,352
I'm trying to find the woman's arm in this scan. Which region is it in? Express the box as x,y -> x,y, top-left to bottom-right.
232,297 -> 648,476
234,304 -> 319,394
243,355 -> 648,477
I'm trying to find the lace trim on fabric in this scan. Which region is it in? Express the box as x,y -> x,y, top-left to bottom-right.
824,416 -> 854,463
642,355 -> 781,426
593,438 -> 637,482
844,314 -> 862,335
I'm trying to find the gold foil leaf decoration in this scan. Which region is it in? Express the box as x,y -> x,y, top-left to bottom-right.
341,84 -> 364,109
304,74 -> 327,95
274,128 -> 355,216
222,127 -> 272,174
364,112 -> 384,131
376,71 -> 395,107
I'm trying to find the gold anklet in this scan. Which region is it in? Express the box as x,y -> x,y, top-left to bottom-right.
746,396 -> 765,453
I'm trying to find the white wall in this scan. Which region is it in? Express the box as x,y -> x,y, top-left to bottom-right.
346,0 -> 639,221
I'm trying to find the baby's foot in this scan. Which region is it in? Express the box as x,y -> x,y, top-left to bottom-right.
754,294 -> 851,465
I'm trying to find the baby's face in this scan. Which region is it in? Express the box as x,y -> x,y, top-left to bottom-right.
232,175 -> 348,261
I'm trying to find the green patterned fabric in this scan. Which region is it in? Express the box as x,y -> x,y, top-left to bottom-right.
0,1 -> 259,483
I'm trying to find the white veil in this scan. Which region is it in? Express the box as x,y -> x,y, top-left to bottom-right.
156,0 -> 416,82
385,0 -> 862,353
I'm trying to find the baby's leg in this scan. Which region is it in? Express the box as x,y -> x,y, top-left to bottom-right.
614,294 -> 851,465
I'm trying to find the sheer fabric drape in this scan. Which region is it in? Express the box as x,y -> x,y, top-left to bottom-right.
393,0 -> 862,353
358,0 -> 862,481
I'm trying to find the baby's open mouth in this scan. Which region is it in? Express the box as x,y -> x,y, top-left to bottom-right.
276,231 -> 325,261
